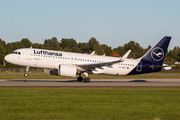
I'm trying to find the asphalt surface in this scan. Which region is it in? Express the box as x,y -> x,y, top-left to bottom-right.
0,79 -> 180,87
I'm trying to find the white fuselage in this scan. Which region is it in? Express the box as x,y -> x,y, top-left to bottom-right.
5,48 -> 140,76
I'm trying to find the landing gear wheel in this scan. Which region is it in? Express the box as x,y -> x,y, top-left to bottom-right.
77,77 -> 83,82
24,73 -> 28,77
84,77 -> 90,83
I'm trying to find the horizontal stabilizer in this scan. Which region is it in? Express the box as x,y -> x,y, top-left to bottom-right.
150,64 -> 173,71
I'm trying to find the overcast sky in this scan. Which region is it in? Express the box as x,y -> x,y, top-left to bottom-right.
0,0 -> 180,50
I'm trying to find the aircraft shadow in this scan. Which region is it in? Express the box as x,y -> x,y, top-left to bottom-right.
130,80 -> 147,82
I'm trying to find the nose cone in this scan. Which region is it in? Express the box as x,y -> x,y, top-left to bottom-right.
4,54 -> 11,63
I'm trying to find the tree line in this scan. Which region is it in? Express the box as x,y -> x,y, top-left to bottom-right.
0,37 -> 180,68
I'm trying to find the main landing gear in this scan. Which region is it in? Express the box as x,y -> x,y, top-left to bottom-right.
77,73 -> 90,83
77,74 -> 83,82
24,66 -> 29,77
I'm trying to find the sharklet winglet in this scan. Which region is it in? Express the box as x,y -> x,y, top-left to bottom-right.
121,50 -> 131,61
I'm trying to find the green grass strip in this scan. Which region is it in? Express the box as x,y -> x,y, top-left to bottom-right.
0,87 -> 180,120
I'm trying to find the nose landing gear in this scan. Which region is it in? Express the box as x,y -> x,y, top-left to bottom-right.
24,66 -> 29,77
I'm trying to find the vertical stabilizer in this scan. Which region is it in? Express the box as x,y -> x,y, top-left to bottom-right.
141,36 -> 171,64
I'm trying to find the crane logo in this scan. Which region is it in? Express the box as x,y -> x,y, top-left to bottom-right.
151,47 -> 164,61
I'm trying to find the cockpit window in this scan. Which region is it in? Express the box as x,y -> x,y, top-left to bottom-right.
12,51 -> 21,55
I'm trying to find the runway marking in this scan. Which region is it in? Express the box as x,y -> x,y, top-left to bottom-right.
0,80 -> 7,82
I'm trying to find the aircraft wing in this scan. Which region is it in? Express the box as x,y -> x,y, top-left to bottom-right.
76,50 -> 131,71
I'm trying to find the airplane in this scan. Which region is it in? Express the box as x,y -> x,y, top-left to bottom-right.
4,36 -> 171,83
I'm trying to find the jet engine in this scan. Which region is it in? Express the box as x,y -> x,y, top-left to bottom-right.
50,64 -> 77,77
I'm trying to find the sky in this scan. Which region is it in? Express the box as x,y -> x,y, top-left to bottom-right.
0,0 -> 180,50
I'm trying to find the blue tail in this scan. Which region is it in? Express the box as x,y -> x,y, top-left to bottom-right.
141,36 -> 171,63
128,36 -> 171,75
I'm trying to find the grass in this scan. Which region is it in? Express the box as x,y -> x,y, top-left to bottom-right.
0,87 -> 180,120
0,73 -> 180,79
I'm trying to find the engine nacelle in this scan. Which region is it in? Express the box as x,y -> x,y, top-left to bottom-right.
50,64 -> 77,77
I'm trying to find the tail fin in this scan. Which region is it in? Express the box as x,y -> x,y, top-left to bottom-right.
141,36 -> 171,63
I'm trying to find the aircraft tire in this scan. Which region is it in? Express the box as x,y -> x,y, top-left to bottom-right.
77,77 -> 83,82
24,73 -> 28,77
84,77 -> 90,83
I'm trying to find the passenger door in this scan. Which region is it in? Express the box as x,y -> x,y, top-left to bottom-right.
26,49 -> 32,60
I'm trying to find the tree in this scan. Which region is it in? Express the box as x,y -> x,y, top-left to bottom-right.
44,37 -> 59,50
86,37 -> 104,55
101,44 -> 112,56
78,42 -> 87,53
113,46 -> 125,57
32,43 -> 44,49
0,39 -> 6,67
21,38 -> 32,48
123,41 -> 144,58
13,42 -> 24,50
68,39 -> 81,53
1,36 -> 180,68
59,38 -> 69,50
59,38 -> 80,52
167,46 -> 180,62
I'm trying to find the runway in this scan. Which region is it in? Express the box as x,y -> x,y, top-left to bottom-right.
0,79 -> 180,87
